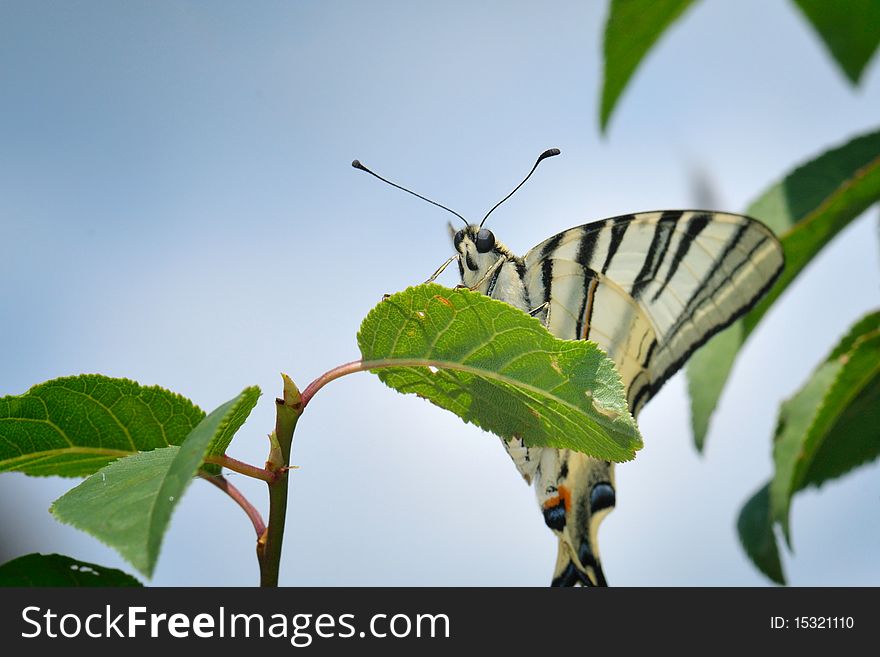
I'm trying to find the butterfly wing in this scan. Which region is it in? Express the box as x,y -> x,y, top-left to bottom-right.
522,210 -> 784,413
510,210 -> 783,585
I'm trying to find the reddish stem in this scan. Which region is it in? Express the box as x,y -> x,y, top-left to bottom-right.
199,473 -> 266,537
301,358 -> 447,408
300,360 -> 366,408
204,454 -> 276,483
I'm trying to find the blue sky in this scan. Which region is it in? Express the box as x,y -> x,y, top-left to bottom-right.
1,0 -> 878,586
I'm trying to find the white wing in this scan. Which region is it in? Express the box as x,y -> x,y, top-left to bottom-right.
522,211 -> 784,415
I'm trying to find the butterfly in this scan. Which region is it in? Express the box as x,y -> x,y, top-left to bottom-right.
354,149 -> 785,586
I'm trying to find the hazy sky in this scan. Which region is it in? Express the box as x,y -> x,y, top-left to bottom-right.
1,0 -> 878,586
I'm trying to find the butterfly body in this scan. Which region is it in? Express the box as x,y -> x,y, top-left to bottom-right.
454,225 -> 528,308
452,210 -> 784,586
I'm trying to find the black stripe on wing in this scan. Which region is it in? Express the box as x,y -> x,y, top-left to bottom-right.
650,211 -> 711,303
601,217 -> 631,274
632,211 -> 680,300
539,231 -> 566,308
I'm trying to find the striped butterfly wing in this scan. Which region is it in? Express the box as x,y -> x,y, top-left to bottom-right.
521,211 -> 784,415
499,210 -> 783,585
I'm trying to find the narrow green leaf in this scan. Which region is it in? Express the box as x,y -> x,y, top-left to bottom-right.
202,386 -> 261,475
0,375 -> 205,477
745,130 -> 880,332
357,284 -> 643,463
0,553 -> 142,587
769,360 -> 842,544
50,387 -> 259,578
600,0 -> 698,132
687,127 -> 880,448
799,369 -> 880,490
737,484 -> 786,585
826,310 -> 880,361
792,0 -> 880,85
790,323 -> 880,490
685,323 -> 742,451
770,312 -> 880,546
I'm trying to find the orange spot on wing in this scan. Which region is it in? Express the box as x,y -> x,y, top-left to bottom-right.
558,485 -> 571,511
542,485 -> 572,512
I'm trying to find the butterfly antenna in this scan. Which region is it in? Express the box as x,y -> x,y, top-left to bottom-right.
352,159 -> 468,226
480,148 -> 560,227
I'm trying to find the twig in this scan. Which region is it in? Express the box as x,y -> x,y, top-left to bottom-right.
204,454 -> 277,483
200,472 -> 266,537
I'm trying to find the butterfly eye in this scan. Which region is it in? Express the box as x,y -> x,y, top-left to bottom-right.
589,483 -> 615,513
475,229 -> 495,253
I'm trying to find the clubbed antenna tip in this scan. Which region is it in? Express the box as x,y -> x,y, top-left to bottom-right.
480,147 -> 562,227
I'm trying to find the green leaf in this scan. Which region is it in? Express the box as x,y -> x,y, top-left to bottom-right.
0,553 -> 142,587
736,484 -> 785,585
792,0 -> 880,85
202,386 -> 261,475
687,127 -> 880,448
0,375 -> 205,477
50,387 -> 259,578
770,313 -> 880,544
357,284 -> 643,462
685,323 -> 742,451
769,359 -> 843,544
799,366 -> 880,489
826,310 -> 880,361
600,0 -> 698,132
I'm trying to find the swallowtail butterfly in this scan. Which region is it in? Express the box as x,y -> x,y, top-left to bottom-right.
354,149 -> 784,586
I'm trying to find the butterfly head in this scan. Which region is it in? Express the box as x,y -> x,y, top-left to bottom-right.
452,224 -> 508,287
353,149 -> 559,293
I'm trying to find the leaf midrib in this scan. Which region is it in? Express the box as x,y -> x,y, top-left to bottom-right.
0,446 -> 134,468
363,356 -> 631,442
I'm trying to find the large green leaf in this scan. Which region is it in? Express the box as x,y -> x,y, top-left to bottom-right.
736,484 -> 785,585
791,0 -> 880,85
600,0 -> 698,132
0,375 -> 205,477
51,387 -> 259,578
0,553 -> 142,587
738,312 -> 880,582
770,312 -> 880,544
357,284 -> 642,462
687,128 -> 880,449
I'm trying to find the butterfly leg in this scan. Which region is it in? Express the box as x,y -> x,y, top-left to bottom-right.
424,255 -> 458,284
528,300 -> 551,327
528,301 -> 549,317
465,255 -> 505,291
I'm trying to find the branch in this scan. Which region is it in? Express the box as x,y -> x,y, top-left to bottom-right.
257,374 -> 302,586
300,358 -> 451,408
199,472 -> 266,537
204,454 -> 277,483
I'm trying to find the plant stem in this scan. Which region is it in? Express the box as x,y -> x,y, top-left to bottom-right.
300,358 -> 447,408
203,454 -> 277,483
255,359 -> 438,585
300,359 -> 364,408
257,374 -> 302,587
199,472 -> 266,537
